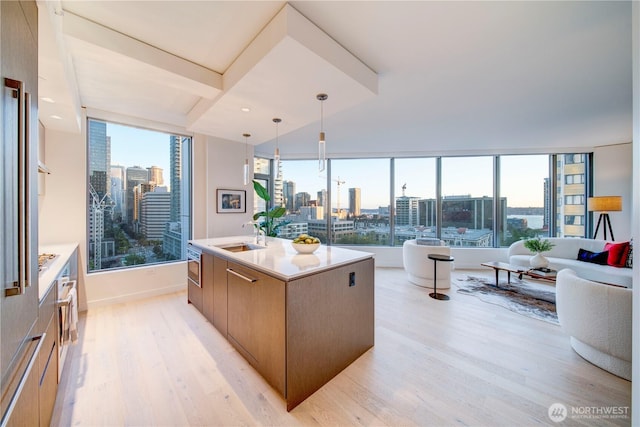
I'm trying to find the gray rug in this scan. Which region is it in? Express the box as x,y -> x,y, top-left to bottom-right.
455,275 -> 558,325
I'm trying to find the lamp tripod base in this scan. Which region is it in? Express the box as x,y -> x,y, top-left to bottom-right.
593,213 -> 615,241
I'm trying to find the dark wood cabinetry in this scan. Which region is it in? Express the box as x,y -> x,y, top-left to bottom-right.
212,256 -> 228,335
226,262 -> 286,396
189,246 -> 374,411
201,253 -> 214,322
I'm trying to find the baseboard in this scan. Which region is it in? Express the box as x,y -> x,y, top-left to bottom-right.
85,283 -> 187,310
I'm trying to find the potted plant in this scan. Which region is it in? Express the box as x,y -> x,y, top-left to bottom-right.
523,236 -> 555,269
252,180 -> 289,237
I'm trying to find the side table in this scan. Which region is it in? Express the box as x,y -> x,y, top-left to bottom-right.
428,254 -> 455,300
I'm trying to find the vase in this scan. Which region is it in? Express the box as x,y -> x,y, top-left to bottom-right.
530,252 -> 549,269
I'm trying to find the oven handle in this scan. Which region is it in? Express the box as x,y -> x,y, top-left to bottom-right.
56,280 -> 77,307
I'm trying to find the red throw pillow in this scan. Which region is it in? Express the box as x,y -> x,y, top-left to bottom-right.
604,242 -> 630,267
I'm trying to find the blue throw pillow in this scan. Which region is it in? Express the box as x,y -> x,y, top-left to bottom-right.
577,248 -> 609,265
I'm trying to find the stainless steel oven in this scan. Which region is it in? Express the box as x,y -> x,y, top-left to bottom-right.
187,245 -> 201,287
56,275 -> 76,381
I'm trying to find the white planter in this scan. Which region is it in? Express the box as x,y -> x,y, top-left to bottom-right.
530,252 -> 549,269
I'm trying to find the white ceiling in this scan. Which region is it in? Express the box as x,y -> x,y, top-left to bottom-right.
38,1 -> 632,158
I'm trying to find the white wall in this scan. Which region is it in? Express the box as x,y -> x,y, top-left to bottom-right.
202,135 -> 255,238
593,142 -> 633,241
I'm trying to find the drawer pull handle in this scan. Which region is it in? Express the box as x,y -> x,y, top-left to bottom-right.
226,268 -> 257,283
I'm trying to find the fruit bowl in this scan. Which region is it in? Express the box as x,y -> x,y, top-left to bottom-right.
291,242 -> 320,254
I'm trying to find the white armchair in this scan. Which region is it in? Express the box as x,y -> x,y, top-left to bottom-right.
556,269 -> 632,380
402,239 -> 452,289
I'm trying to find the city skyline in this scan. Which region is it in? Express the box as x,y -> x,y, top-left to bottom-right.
278,155 -> 549,211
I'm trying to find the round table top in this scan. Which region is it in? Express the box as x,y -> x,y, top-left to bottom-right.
428,253 -> 454,262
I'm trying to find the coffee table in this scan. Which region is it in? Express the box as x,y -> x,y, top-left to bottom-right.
481,261 -> 557,287
480,262 -> 525,288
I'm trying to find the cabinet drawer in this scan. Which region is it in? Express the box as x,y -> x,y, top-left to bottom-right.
39,315 -> 58,427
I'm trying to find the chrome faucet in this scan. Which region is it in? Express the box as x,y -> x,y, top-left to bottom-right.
256,228 -> 265,245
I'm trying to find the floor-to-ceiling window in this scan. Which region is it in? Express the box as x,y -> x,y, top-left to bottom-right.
254,153 -> 590,247
499,155 -> 550,247
393,158 -> 437,246
441,156 -> 494,247
331,159 -> 391,245
87,118 -> 191,272
556,154 -> 588,238
276,159 -> 328,242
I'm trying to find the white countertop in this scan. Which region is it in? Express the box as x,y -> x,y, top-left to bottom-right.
189,236 -> 374,281
39,243 -> 79,301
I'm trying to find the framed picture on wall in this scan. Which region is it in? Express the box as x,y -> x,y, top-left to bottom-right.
216,189 -> 246,213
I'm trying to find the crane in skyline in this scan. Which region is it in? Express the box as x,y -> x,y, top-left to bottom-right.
333,176 -> 346,214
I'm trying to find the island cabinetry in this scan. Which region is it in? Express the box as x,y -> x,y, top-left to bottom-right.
226,261 -> 286,396
285,258 -> 375,410
201,252 -> 214,322
212,255 -> 228,336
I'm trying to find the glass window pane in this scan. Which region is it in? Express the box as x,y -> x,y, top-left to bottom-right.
253,157 -> 270,175
274,160 -> 328,242
394,158 -> 436,246
499,155 -> 550,247
556,153 -> 587,237
88,119 -> 191,272
441,157 -> 493,247
331,159 -> 390,245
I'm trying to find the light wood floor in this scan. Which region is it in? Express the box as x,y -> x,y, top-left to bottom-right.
51,268 -> 631,426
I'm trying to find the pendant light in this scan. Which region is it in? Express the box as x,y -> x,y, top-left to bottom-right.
243,133 -> 251,185
317,93 -> 327,172
273,118 -> 281,174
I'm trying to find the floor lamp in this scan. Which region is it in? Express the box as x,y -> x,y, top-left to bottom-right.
588,196 -> 622,241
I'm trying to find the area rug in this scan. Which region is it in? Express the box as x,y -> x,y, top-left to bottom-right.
454,275 -> 558,324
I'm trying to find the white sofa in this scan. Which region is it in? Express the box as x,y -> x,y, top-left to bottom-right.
508,237 -> 632,288
402,239 -> 452,289
556,269 -> 632,380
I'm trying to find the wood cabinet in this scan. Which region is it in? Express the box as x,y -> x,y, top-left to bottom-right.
226,262 -> 285,396
201,253 -> 214,322
212,255 -> 228,335
189,247 -> 374,411
286,258 -> 374,410
38,285 -> 57,427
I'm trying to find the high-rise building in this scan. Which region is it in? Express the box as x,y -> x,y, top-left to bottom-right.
348,188 -> 361,217
110,165 -> 126,221
169,136 -> 183,222
147,165 -> 164,186
274,163 -> 284,207
295,192 -> 311,211
88,120 -> 111,198
126,166 -> 149,225
556,154 -> 586,238
395,196 -> 420,226
283,180 -> 296,213
317,189 -> 327,208
140,191 -> 171,240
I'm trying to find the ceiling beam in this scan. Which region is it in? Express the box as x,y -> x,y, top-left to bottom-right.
62,10 -> 223,98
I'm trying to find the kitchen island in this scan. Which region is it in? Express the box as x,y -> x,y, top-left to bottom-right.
188,236 -> 375,411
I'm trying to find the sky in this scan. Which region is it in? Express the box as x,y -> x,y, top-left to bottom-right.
108,122 -> 172,186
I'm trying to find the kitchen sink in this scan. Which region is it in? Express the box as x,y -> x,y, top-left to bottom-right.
212,242 -> 266,252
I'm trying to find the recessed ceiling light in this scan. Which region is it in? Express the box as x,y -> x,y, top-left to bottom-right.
41,97 -> 55,103
50,115 -> 62,120
240,107 -> 251,112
